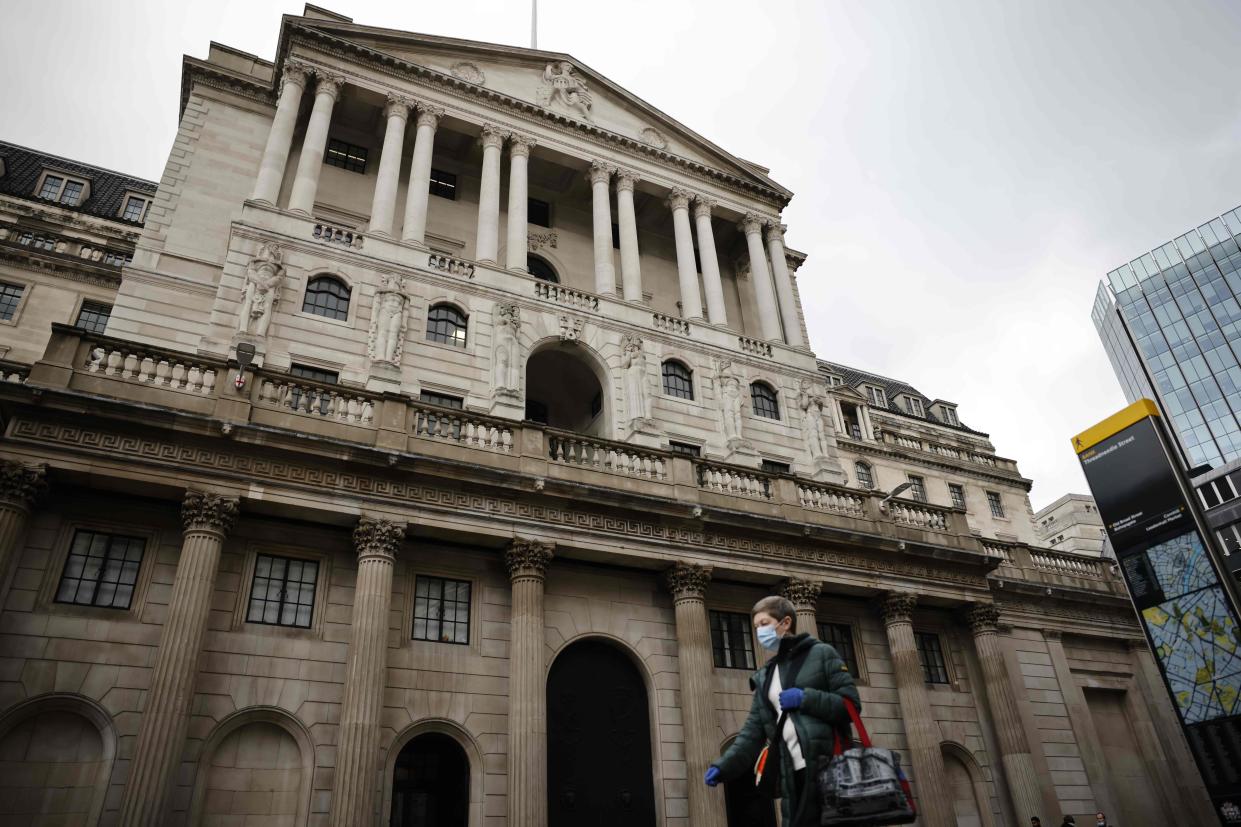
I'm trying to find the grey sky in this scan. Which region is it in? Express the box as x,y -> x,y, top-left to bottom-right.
4,1 -> 1241,509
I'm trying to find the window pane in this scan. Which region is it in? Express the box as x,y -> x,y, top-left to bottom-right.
0,282 -> 25,321
662,361 -> 694,400
302,277 -> 351,321
710,610 -> 755,670
855,462 -> 874,489
325,138 -> 368,173
750,383 -> 780,419
246,553 -> 318,628
122,196 -> 146,222
59,180 -> 83,205
38,175 -> 63,200
429,169 -> 457,200
817,622 -> 859,675
412,575 -> 471,645
54,529 -> 145,610
426,305 -> 468,347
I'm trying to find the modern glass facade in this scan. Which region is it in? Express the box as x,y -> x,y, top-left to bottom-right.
1094,206 -> 1241,470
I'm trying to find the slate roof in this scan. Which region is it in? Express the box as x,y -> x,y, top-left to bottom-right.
818,359 -> 988,437
0,140 -> 157,224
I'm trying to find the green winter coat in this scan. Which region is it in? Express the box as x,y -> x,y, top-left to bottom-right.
713,632 -> 861,827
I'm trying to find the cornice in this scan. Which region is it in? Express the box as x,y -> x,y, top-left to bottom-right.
0,245 -> 123,289
180,55 -> 275,119
839,435 -> 1032,490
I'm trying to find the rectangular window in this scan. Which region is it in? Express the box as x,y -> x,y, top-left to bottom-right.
325,138 -> 368,173
528,198 -> 551,228
75,300 -> 112,334
59,180 -> 84,206
121,195 -> 147,222
246,554 -> 319,628
948,483 -> 966,510
289,364 -> 340,384
412,575 -> 472,644
867,386 -> 887,408
915,631 -> 949,684
38,175 -> 64,200
429,169 -> 457,200
987,491 -> 1006,518
905,397 -> 925,417
103,251 -> 132,266
710,610 -> 755,670
669,441 -> 701,458
419,391 -> 464,409
0,282 -> 24,321
1218,522 -> 1241,557
941,407 -> 959,426
907,474 -> 927,503
761,460 -> 791,474
818,622 -> 859,676
55,529 -> 145,609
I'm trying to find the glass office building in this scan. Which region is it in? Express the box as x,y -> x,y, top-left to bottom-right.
1093,205 -> 1241,471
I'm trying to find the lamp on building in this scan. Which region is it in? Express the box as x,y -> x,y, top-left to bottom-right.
878,481 -> 914,514
233,342 -> 256,392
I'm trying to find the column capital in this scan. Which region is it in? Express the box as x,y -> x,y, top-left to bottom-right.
280,59 -> 312,89
311,69 -> 346,100
964,602 -> 1001,634
667,187 -> 693,211
384,93 -> 413,120
353,516 -> 404,563
877,591 -> 917,626
740,211 -> 767,236
614,168 -> 640,191
510,133 -> 537,158
181,490 -> 239,536
505,538 -> 555,581
664,562 -> 711,603
763,222 -> 788,244
588,160 -> 615,185
415,104 -> 446,129
0,461 -> 46,510
480,123 -> 509,149
780,577 -> 821,610
692,198 -> 717,220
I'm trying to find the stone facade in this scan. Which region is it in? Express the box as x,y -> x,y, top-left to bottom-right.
0,5 -> 1213,827
1034,493 -> 1107,557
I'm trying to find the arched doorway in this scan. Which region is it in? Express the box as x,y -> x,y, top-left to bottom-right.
547,640 -> 656,827
528,254 -> 558,283
525,343 -> 607,436
391,732 -> 470,827
722,736 -> 777,827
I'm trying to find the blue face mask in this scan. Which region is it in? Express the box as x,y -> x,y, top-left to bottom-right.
757,624 -> 782,652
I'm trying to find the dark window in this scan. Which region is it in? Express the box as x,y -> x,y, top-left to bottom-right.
987,491 -> 1006,518
302,276 -> 351,320
611,222 -> 620,249
662,361 -> 694,399
750,382 -> 780,420
33,235 -> 56,251
38,175 -> 63,200
75,301 -> 112,334
246,554 -> 319,628
915,632 -> 949,684
288,365 -> 339,413
325,138 -> 368,173
427,304 -> 468,347
429,169 -> 457,200
949,483 -> 967,510
0,282 -> 24,321
855,462 -> 874,489
59,180 -> 83,205
419,391 -> 463,409
413,575 -> 471,644
525,399 -> 549,424
55,529 -> 145,609
907,475 -> 927,503
103,251 -> 132,266
818,622 -> 859,676
669,441 -> 701,458
866,386 -> 887,408
16,232 -> 33,245
761,460 -> 791,474
121,196 -> 146,222
289,364 -> 339,384
528,255 -> 558,283
941,407 -> 959,426
710,610 -> 755,670
528,198 -> 551,228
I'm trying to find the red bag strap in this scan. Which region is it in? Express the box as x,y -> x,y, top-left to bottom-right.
832,698 -> 872,755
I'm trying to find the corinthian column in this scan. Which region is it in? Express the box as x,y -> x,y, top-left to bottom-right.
764,223 -> 804,347
668,188 -> 704,320
590,161 -> 617,295
367,94 -> 412,237
615,169 -> 643,302
781,577 -> 821,638
741,213 -> 782,341
288,71 -> 345,215
506,134 -> 536,272
665,563 -> 726,826
329,517 -> 405,827
251,61 -> 309,205
119,491 -> 239,826
964,604 -> 1043,823
506,539 -> 555,827
400,104 -> 444,246
877,592 -> 953,827
475,124 -> 507,263
0,461 -> 45,607
694,198 -> 728,326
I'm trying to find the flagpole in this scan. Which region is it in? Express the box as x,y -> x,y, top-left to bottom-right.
531,0 -> 538,48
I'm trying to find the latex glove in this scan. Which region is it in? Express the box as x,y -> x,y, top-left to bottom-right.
704,766 -> 722,787
779,687 -> 805,710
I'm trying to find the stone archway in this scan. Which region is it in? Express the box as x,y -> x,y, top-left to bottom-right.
390,732 -> 470,827
525,340 -> 609,436
940,742 -> 995,827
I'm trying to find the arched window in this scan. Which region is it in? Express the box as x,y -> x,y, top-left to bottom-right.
527,255 -> 558,283
302,275 -> 350,320
662,360 -> 694,400
750,382 -> 780,420
426,303 -> 468,347
855,461 -> 874,489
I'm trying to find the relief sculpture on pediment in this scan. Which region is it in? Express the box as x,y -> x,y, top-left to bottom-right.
537,61 -> 592,121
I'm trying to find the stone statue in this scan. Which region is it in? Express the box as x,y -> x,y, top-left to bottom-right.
236,242 -> 286,337
621,334 -> 649,425
718,361 -> 746,445
368,274 -> 408,365
493,303 -> 522,396
538,61 -> 592,121
798,377 -> 834,459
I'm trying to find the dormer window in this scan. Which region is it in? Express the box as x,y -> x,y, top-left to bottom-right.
824,374 -> 843,387
904,397 -> 925,417
120,193 -> 151,223
941,407 -> 959,426
36,172 -> 89,206
865,386 -> 887,408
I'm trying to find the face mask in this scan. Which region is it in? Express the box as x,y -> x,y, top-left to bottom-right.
757,624 -> 782,652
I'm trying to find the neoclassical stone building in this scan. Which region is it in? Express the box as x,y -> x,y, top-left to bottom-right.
0,5 -> 1215,827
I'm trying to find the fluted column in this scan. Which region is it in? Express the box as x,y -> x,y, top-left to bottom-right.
666,563 -> 727,826
615,169 -> 643,302
765,223 -> 804,347
367,94 -> 412,238
251,61 -> 309,205
506,134 -> 536,272
694,198 -> 727,325
474,124 -> 507,263
506,539 -> 555,827
288,71 -> 344,215
781,578 -> 821,639
400,104 -> 444,246
119,491 -> 239,826
877,592 -> 953,827
965,604 -> 1044,823
330,517 -> 405,827
668,188 -> 704,320
589,161 -> 617,295
741,213 -> 782,341
0,461 -> 46,608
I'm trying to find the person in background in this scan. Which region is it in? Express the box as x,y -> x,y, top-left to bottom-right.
1031,817 -> 1042,827
1060,816 -> 1076,827
1095,813 -> 1110,827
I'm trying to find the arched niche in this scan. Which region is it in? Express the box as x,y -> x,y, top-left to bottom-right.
940,741 -> 995,827
381,718 -> 485,827
524,338 -> 611,437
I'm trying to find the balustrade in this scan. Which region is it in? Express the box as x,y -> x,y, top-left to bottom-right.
981,542 -> 1015,566
697,462 -> 772,499
410,402 -> 512,453
85,343 -> 217,395
256,378 -> 375,424
312,222 -> 364,249
534,281 -> 599,311
797,482 -> 867,516
653,313 -> 691,336
738,335 -> 773,357
1030,548 -> 1106,578
548,432 -> 666,479
888,500 -> 949,531
427,253 -> 476,279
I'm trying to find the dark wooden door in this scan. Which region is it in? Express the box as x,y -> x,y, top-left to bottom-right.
547,640 -> 656,827
390,733 -> 469,827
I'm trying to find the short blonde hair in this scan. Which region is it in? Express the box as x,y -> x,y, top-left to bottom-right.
751,595 -> 797,633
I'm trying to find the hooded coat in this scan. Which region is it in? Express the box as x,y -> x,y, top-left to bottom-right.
713,632 -> 861,826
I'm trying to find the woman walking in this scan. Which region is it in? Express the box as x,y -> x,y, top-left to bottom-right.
704,595 -> 861,826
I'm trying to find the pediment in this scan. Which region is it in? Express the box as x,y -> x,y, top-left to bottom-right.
829,385 -> 868,403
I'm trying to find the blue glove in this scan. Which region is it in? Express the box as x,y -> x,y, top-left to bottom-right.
779,688 -> 805,710
704,766 -> 722,787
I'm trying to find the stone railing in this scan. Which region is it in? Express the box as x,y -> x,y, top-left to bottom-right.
927,443 -> 961,459
409,400 -> 513,453
547,431 -> 667,479
427,253 -> 476,279
652,313 -> 691,336
980,541 -> 1015,566
256,378 -> 375,424
892,434 -> 922,450
312,222 -> 363,249
85,341 -> 218,395
738,336 -> 773,357
534,281 -> 599,311
1030,548 -> 1108,578
697,462 -> 772,500
888,499 -> 949,531
797,482 -> 867,517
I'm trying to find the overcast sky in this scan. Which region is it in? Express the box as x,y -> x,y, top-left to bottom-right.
4,1 -> 1241,509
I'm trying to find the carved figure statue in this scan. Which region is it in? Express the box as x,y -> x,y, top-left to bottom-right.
493,303 -> 522,395
798,377 -> 834,459
236,242 -> 286,338
718,361 -> 745,444
621,334 -> 649,425
368,274 -> 408,364
538,61 -> 593,121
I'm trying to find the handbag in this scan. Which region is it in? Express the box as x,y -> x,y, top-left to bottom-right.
753,647 -> 809,798
818,697 -> 917,826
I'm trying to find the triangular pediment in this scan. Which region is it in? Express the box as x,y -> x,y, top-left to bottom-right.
830,385 -> 868,404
